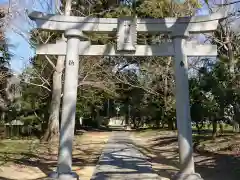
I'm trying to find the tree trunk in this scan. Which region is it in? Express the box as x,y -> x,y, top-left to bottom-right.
219,122 -> 224,135
174,119 -> 177,130
96,110 -> 101,128
233,103 -> 240,132
125,108 -> 129,126
162,57 -> 172,125
155,118 -> 160,128
167,119 -> 174,130
132,117 -> 136,129
232,115 -> 240,132
1,112 -> 5,121
196,122 -> 201,134
42,56 -> 65,142
212,119 -> 217,139
223,24 -> 240,132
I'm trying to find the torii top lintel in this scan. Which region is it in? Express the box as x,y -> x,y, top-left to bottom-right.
29,7 -> 227,36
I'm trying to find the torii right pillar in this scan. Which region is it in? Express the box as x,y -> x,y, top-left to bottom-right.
172,35 -> 202,180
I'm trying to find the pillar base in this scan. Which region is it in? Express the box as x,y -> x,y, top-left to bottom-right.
172,172 -> 203,180
48,171 -> 79,180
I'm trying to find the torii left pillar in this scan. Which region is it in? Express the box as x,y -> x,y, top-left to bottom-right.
57,29 -> 82,180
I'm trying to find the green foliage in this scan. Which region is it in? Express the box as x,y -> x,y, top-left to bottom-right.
189,55 -> 240,126
9,57 -> 51,127
10,0 -> 240,136
76,89 -> 106,118
136,0 -> 200,18
18,115 -> 40,125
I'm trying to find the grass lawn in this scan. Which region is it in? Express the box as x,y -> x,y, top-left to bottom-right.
192,123 -> 233,132
0,131 -> 111,180
131,129 -> 240,180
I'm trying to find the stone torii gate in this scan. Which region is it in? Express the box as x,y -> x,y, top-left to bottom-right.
29,9 -> 225,180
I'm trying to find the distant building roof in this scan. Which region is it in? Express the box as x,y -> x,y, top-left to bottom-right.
5,120 -> 24,126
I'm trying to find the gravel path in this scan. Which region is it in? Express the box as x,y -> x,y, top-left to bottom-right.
91,131 -> 160,180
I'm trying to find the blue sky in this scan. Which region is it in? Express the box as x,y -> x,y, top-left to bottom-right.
0,0 -> 56,73
1,0 -> 209,74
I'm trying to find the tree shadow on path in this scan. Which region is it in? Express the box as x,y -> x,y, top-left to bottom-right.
131,132 -> 240,180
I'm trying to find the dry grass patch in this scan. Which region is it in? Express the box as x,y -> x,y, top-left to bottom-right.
0,131 -> 111,180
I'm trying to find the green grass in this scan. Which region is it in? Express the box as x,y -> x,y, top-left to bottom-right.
0,139 -> 39,152
0,139 -> 40,165
192,123 -> 233,131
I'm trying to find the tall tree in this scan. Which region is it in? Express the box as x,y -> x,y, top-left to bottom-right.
0,4 -> 13,119
41,0 -> 73,142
